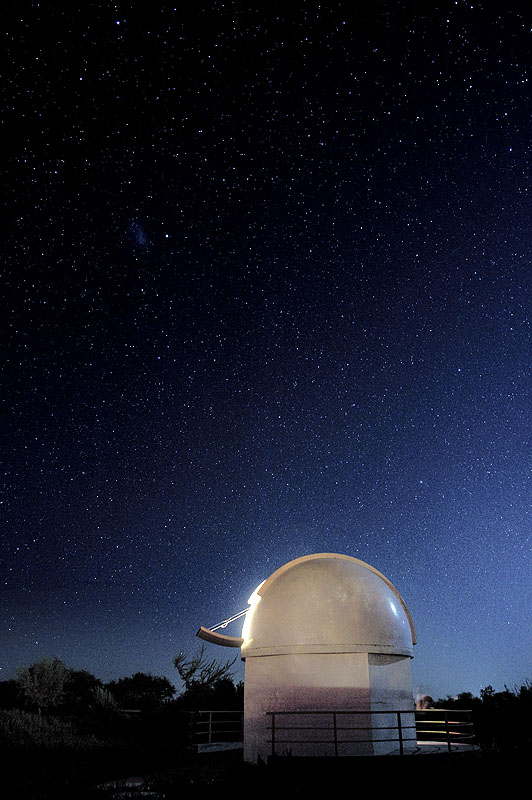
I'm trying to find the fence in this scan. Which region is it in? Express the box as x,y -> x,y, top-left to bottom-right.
266,708 -> 474,757
266,709 -> 417,757
195,710 -> 243,747
194,707 -> 474,755
415,708 -> 475,751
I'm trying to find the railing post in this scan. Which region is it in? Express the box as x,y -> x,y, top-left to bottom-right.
208,711 -> 212,745
271,712 -> 276,758
333,712 -> 338,757
444,711 -> 451,752
397,711 -> 404,756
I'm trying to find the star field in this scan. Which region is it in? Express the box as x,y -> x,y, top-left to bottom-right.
2,2 -> 532,698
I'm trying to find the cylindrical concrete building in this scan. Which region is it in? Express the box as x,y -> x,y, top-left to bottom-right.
199,553 -> 417,762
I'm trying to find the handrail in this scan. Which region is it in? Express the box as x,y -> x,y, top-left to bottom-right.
192,708 -> 475,754
195,710 -> 244,745
415,708 -> 474,752
266,708 -> 474,757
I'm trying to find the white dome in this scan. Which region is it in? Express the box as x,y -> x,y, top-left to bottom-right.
241,553 -> 415,658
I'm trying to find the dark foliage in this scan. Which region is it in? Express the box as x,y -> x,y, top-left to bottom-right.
62,669 -> 103,715
174,646 -> 236,691
0,655 -> 241,796
16,657 -> 69,715
105,672 -> 176,712
171,646 -> 243,712
435,680 -> 532,752
174,677 -> 244,712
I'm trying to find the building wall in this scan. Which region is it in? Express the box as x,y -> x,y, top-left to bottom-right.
368,653 -> 416,755
243,651 -> 413,762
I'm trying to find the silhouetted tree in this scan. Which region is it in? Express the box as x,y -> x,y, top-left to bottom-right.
16,658 -> 68,715
174,646 -> 236,691
105,672 -> 176,711
173,647 -> 241,710
91,685 -> 119,713
62,669 -> 102,714
434,681 -> 532,751
480,684 -> 495,702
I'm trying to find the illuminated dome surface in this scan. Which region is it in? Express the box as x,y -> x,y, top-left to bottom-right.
241,553 -> 416,658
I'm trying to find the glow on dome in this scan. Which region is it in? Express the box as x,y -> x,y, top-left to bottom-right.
240,553 -> 416,658
241,580 -> 265,645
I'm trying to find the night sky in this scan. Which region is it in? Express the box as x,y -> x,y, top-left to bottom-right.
3,2 -> 532,700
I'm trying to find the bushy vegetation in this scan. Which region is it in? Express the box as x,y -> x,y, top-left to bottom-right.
173,646 -> 243,711
0,708 -> 101,751
0,650 -> 242,797
434,681 -> 532,752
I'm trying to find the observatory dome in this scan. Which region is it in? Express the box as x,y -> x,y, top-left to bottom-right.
241,553 -> 415,658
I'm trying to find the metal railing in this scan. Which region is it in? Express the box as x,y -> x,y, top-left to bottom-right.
266,708 -> 474,757
267,709 -> 417,757
193,707 -> 475,755
415,708 -> 475,751
195,710 -> 243,745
